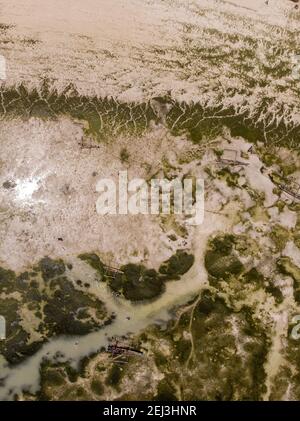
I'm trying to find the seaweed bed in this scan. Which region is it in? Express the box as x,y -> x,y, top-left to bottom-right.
79,249 -> 195,301
0,257 -> 111,364
0,82 -> 299,150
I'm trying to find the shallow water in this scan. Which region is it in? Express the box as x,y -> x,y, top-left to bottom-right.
0,239 -> 207,400
0,169 -> 234,400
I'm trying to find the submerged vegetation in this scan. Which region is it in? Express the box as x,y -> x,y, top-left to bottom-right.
35,289 -> 271,401
277,257 -> 300,304
0,82 -> 300,150
79,250 -> 195,301
0,258 -> 110,364
204,234 -> 244,283
204,232 -> 287,307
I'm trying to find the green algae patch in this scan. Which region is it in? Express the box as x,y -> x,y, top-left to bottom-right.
270,224 -> 290,252
159,250 -> 195,280
121,264 -> 164,302
91,379 -> 104,396
265,283 -> 284,305
190,292 -> 269,400
277,257 -> 300,303
217,167 -> 240,188
205,234 -> 284,302
0,257 -> 111,365
154,352 -> 168,368
0,267 -> 16,293
277,257 -> 300,283
295,233 -> 300,249
105,364 -> 124,389
275,200 -> 286,213
269,172 -> 284,186
119,249 -> 194,300
1,84 -> 300,149
44,276 -> 108,336
261,151 -> 281,167
174,338 -> 192,364
248,205 -> 270,223
205,253 -> 244,280
0,297 -> 32,365
120,147 -> 130,163
78,253 -> 104,277
79,253 -> 165,301
35,288 -> 272,401
270,318 -> 300,399
39,361 -> 69,400
0,83 -> 157,140
294,215 -> 300,249
243,268 -> 264,286
38,257 -> 65,281
204,234 -> 244,282
30,100 -> 55,119
143,290 -> 270,400
38,359 -> 92,400
154,379 -> 177,401
78,250 -> 194,301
